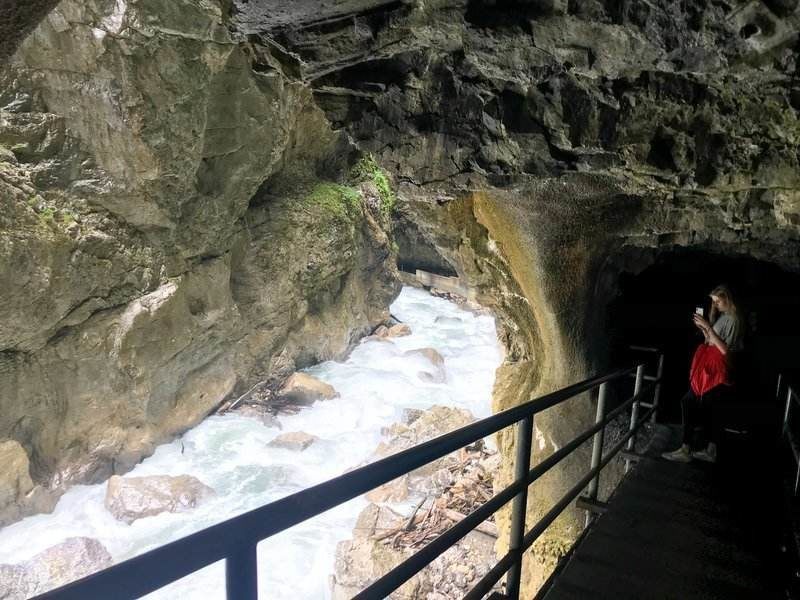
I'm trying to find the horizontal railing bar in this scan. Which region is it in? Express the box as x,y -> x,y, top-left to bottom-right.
39,366 -> 638,600
353,481 -> 523,599
627,373 -> 658,382
462,548 -> 519,600
525,382 -> 655,485
575,496 -> 608,515
463,400 -> 656,600
629,345 -> 660,353
356,381 -> 656,600
521,404 -> 656,553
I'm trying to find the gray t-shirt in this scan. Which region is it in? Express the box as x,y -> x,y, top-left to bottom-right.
712,313 -> 742,351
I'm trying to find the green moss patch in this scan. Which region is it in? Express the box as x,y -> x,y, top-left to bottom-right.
350,154 -> 396,219
304,183 -> 361,221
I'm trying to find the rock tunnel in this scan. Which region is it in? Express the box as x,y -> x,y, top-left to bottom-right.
605,249 -> 800,424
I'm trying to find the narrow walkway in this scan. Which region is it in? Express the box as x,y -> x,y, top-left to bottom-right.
542,428 -> 784,600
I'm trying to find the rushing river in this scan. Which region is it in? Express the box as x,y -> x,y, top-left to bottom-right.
0,287 -> 503,599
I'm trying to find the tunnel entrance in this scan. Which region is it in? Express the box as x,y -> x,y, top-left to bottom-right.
393,211 -> 458,278
600,248 -> 800,596
606,248 -> 800,424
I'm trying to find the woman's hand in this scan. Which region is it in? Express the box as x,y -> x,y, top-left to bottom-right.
693,314 -> 712,333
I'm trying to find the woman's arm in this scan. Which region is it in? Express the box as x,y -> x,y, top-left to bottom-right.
693,315 -> 729,355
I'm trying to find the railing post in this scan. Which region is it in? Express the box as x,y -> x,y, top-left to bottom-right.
226,543 -> 258,600
650,353 -> 664,424
584,382 -> 608,528
586,383 -> 608,501
506,416 -> 533,600
625,364 -> 645,472
784,386 -> 793,435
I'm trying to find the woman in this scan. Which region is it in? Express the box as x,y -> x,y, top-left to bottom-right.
662,284 -> 744,463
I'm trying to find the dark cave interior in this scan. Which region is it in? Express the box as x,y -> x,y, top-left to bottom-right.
607,249 -> 800,429
603,250 -> 800,592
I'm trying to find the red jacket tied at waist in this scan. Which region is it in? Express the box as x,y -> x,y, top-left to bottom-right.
689,343 -> 729,396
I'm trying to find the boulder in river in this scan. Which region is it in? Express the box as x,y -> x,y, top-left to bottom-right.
0,537 -> 112,599
374,406 -> 476,494
404,348 -> 446,383
434,315 -> 463,325
331,504 -> 421,599
376,406 -> 474,459
268,431 -> 319,452
374,323 -> 412,338
403,347 -> 444,367
387,323 -> 412,337
104,474 -> 215,525
277,373 -> 339,406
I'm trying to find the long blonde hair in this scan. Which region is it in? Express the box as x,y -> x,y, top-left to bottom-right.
709,284 -> 744,334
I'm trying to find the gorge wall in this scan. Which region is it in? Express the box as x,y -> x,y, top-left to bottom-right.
0,0 -> 399,525
3,0 -> 800,596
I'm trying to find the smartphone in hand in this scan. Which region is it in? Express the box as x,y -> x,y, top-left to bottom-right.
695,307 -> 704,317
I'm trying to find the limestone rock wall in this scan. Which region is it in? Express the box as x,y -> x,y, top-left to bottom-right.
0,0 -> 399,523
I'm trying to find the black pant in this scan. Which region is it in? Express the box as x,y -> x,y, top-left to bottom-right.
681,385 -> 728,448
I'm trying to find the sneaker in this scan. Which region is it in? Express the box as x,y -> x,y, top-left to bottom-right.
662,446 -> 691,463
692,445 -> 717,463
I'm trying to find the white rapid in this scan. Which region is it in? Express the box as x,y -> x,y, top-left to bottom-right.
0,287 -> 503,599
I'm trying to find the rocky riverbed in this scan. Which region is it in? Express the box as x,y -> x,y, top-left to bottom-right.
0,287 -> 503,599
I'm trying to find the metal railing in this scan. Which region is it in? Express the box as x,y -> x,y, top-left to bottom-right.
37,354 -> 663,600
779,374 -> 800,495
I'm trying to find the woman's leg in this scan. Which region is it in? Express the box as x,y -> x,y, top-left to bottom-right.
665,390 -> 697,461
681,389 -> 699,447
692,386 -> 726,462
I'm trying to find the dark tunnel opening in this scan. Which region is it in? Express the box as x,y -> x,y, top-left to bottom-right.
393,213 -> 458,278
606,248 -> 800,427
602,249 -> 800,592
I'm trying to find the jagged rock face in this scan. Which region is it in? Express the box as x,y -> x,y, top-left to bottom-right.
0,0 -> 399,510
233,0 -> 800,198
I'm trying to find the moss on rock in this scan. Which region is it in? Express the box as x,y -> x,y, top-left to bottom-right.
304,183 -> 361,222
350,154 -> 396,220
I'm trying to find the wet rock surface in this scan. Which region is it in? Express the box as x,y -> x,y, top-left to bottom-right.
0,536 -> 112,599
332,405 -> 500,599
104,474 -> 215,525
